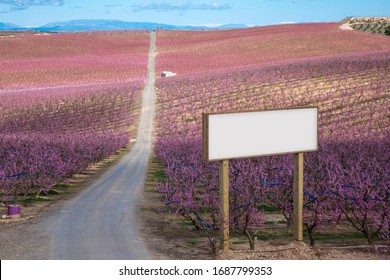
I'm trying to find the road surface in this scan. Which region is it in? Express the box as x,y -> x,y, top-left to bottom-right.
46,31 -> 156,259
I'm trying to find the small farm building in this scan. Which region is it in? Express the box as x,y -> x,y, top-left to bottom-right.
161,71 -> 177,78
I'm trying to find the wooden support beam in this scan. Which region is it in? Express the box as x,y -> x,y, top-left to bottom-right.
293,152 -> 304,241
219,159 -> 229,252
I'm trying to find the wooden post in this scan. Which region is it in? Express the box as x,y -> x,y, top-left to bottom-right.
293,152 -> 304,241
219,159 -> 229,252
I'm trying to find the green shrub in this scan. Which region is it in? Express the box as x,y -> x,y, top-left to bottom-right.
385,25 -> 390,35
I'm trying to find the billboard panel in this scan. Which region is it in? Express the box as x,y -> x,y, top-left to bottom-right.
202,107 -> 318,161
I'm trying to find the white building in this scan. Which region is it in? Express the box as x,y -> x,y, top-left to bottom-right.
161,71 -> 177,78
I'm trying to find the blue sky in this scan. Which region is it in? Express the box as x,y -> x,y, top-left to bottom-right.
0,0 -> 389,27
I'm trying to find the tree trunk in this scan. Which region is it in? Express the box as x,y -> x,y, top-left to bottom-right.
286,216 -> 293,229
244,228 -> 256,250
249,240 -> 255,250
210,239 -> 217,255
305,224 -> 316,247
366,232 -> 373,245
363,225 -> 374,245
186,214 -> 201,230
308,230 -> 315,247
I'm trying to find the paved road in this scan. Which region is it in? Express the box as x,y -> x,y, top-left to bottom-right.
47,31 -> 156,259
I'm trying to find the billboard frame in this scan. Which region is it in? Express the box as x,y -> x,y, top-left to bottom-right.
202,107 -> 318,252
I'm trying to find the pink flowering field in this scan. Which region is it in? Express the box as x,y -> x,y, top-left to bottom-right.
156,23 -> 390,75
0,31 -> 149,201
0,31 -> 149,88
154,24 -> 390,249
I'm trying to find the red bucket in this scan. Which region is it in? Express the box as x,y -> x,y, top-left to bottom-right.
7,205 -> 21,219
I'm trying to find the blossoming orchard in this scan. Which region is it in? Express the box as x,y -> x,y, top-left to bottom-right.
154,23 -> 390,251
0,22 -> 389,253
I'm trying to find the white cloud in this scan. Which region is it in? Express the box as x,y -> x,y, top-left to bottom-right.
131,2 -> 231,12
274,21 -> 298,25
0,0 -> 64,12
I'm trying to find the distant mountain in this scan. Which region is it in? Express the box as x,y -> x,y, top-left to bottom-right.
217,23 -> 248,29
0,19 -> 247,32
38,19 -> 175,31
0,22 -> 24,30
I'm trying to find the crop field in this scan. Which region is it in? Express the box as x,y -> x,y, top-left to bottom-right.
0,31 -> 149,88
154,23 -> 390,251
156,23 -> 390,75
0,31 -> 149,202
0,22 -> 389,258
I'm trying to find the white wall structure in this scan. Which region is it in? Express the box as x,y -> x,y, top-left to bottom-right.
203,107 -> 318,161
161,71 -> 177,77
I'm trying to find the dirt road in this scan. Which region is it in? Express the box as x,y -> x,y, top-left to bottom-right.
42,31 -> 156,259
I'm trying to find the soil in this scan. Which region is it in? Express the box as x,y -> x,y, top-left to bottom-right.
339,23 -> 354,31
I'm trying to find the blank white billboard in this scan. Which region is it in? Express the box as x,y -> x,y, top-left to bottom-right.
202,107 -> 318,161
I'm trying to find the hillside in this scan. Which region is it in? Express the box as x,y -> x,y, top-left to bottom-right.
0,30 -> 149,87
156,22 -> 390,75
344,17 -> 390,35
